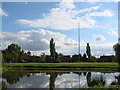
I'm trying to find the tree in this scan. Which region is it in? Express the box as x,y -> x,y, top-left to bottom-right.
88,56 -> 97,62
86,43 -> 91,58
2,43 -> 25,63
40,53 -> 46,62
7,43 -> 21,52
58,53 -> 63,58
50,38 -> 56,60
27,51 -> 31,56
82,53 -> 87,62
113,43 -> 120,64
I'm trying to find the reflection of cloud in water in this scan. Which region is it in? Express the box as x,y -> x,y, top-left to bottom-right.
5,72 -> 120,88
55,73 -> 78,88
7,74 -> 50,88
55,72 -> 87,88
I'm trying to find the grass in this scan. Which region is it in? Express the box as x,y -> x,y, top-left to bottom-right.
2,62 -> 118,68
2,62 -> 119,72
88,85 -> 120,89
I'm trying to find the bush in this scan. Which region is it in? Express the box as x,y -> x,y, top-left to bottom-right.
54,58 -> 61,63
88,56 -> 97,62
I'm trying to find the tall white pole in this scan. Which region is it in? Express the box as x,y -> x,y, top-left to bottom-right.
78,23 -> 80,62
78,23 -> 80,88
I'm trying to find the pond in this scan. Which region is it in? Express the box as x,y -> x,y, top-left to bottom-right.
2,70 -> 120,88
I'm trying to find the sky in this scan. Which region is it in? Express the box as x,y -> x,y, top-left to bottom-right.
0,0 -> 119,57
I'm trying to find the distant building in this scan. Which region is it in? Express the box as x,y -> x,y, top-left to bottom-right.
20,55 -> 41,62
60,55 -> 71,62
99,55 -> 115,62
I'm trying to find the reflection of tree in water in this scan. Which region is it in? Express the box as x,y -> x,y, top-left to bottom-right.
87,72 -> 106,87
2,71 -> 27,85
49,72 -> 58,90
118,75 -> 120,85
2,81 -> 7,90
83,72 -> 87,76
87,72 -> 91,87
3,71 -> 117,88
111,75 -> 120,85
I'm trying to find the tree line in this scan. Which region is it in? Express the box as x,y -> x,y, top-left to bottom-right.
2,38 -> 120,64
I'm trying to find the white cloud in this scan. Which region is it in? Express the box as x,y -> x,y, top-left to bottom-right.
0,8 -> 8,16
93,34 -> 106,41
108,28 -> 118,37
88,10 -> 114,17
18,0 -> 112,30
91,42 -> 116,57
1,29 -> 115,56
1,29 -> 78,55
79,5 -> 101,13
58,0 -> 75,9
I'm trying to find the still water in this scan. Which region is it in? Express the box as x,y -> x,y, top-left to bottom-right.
2,70 -> 120,88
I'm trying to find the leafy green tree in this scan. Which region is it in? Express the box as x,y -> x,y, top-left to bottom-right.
86,43 -> 91,58
7,44 -> 21,52
2,43 -> 25,63
50,38 -> 56,60
88,56 -> 97,62
79,54 -> 82,62
82,53 -> 87,62
113,43 -> 120,64
55,52 -> 58,59
27,51 -> 31,56
40,53 -> 46,62
58,53 -> 63,57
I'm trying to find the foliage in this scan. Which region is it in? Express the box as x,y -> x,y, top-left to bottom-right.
7,43 -> 21,52
86,43 -> 91,58
40,53 -> 46,62
82,53 -> 87,62
50,38 -> 56,59
27,51 -> 31,56
113,43 -> 120,64
2,44 -> 25,63
49,38 -> 59,63
54,58 -> 61,63
88,56 -> 97,62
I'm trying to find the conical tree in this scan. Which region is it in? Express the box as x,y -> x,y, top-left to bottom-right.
86,43 -> 91,58
50,38 -> 56,60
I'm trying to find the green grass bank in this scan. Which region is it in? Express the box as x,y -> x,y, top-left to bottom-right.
3,62 -> 118,68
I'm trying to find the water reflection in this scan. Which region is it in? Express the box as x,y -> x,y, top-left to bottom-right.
2,70 -> 120,88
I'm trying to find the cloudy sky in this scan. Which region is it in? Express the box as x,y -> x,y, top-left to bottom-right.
1,0 -> 119,57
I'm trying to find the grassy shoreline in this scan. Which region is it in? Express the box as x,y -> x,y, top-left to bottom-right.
3,62 -> 119,72
3,62 -> 118,67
